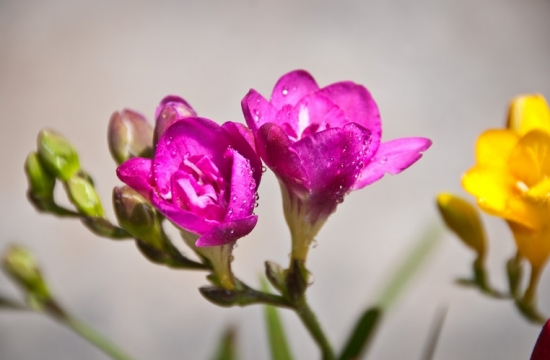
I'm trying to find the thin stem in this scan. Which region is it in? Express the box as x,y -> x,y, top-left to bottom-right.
294,300 -> 335,360
523,264 -> 543,307
59,315 -> 134,360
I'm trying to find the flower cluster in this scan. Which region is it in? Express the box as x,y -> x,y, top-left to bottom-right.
438,93 -> 550,323
115,71 -> 430,263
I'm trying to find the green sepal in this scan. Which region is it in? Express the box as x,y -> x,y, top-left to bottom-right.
37,129 -> 80,181
285,260 -> 309,302
265,261 -> 286,294
199,283 -> 290,308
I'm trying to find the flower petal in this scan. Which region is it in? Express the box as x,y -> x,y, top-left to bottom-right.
224,149 -> 256,221
462,165 -> 539,229
153,117 -> 232,198
221,121 -> 263,187
241,89 -> 279,133
292,123 -> 372,198
116,157 -> 154,201
507,94 -> 550,136
353,137 -> 431,189
318,81 -> 381,153
285,92 -> 347,140
508,130 -> 550,187
256,123 -> 309,189
270,70 -> 319,109
154,95 -> 197,145
475,129 -> 519,167
196,215 -> 258,247
151,191 -> 218,235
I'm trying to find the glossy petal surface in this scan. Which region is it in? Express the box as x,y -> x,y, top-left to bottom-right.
118,97 -> 262,247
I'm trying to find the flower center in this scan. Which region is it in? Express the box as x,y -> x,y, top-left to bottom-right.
171,155 -> 227,221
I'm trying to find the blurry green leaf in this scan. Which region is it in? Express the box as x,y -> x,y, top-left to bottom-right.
339,307 -> 381,360
261,278 -> 294,360
212,326 -> 238,360
376,223 -> 442,310
421,306 -> 448,360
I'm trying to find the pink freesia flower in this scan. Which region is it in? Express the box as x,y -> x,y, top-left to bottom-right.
117,97 -> 262,247
531,319 -> 550,360
241,70 -> 431,260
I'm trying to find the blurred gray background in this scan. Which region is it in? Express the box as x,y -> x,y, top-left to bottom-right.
1,0 -> 550,359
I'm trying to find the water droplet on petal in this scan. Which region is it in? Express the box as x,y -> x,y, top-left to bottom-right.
379,157 -> 387,164
282,87 -> 288,96
261,166 -> 267,173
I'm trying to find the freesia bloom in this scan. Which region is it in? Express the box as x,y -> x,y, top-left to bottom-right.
462,94 -> 550,271
241,70 -> 431,260
117,97 -> 262,248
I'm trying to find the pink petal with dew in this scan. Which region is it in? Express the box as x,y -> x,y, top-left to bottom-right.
291,123 -> 372,197
353,137 -> 432,190
116,157 -> 154,201
270,70 -> 319,109
256,123 -> 309,189
196,215 -> 258,247
153,118 -> 232,199
318,81 -> 381,154
241,89 -> 279,133
151,191 -> 218,235
221,121 -> 263,187
224,149 -> 256,221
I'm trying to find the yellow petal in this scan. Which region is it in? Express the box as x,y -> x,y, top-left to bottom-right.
462,165 -> 539,229
475,129 -> 519,166
507,94 -> 550,136
527,178 -> 550,201
508,221 -> 550,269
508,130 -> 550,186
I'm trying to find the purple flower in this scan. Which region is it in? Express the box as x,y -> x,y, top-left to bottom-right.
117,97 -> 262,247
241,70 -> 431,260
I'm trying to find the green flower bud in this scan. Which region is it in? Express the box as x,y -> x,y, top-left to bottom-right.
112,186 -> 163,248
2,245 -> 50,301
436,193 -> 487,259
108,110 -> 153,165
65,175 -> 104,217
37,129 -> 80,181
24,152 -> 55,201
265,261 -> 286,293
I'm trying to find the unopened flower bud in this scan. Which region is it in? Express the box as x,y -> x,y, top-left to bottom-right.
37,129 -> 80,181
24,152 -> 55,201
437,193 -> 486,259
65,175 -> 104,217
113,186 -> 163,248
153,96 -> 196,146
108,109 -> 153,165
265,261 -> 286,292
2,245 -> 50,300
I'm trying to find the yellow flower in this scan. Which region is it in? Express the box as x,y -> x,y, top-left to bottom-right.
462,94 -> 550,269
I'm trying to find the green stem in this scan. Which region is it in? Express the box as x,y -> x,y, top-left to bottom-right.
295,300 -> 335,360
523,264 -> 543,307
59,315 -> 134,360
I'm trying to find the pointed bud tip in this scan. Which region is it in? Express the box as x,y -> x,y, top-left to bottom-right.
436,193 -> 486,258
66,175 -> 104,217
108,110 -> 154,165
36,128 -> 80,181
